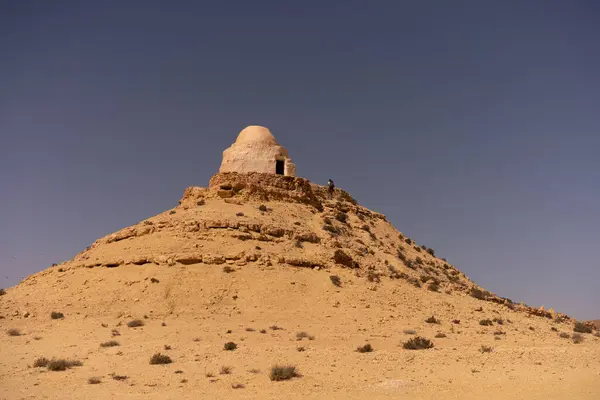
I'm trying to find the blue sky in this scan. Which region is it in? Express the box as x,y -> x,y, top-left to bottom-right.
1,0 -> 599,319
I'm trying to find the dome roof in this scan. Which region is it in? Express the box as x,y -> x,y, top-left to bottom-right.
234,125 -> 278,145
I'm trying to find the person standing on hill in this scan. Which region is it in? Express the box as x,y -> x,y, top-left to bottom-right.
327,179 -> 335,199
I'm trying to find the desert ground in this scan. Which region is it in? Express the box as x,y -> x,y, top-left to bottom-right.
1,173 -> 599,399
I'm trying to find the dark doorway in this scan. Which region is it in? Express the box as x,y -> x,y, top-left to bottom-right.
276,159 -> 285,175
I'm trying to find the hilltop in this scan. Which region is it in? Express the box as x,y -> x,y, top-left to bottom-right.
1,172 -> 599,399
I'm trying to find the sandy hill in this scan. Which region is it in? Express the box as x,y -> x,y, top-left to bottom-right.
1,172 -> 599,400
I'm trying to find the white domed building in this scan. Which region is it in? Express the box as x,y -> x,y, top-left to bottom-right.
219,126 -> 296,177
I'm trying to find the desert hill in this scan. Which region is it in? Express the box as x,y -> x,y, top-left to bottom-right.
1,172 -> 599,399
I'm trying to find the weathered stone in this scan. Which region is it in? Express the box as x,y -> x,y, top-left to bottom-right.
217,190 -> 233,198
176,254 -> 203,265
203,254 -> 225,265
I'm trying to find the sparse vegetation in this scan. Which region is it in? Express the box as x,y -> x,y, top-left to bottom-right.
297,346 -> 305,352
493,318 -> 504,325
260,329 -> 267,334
270,365 -> 299,381
50,311 -> 64,319
480,345 -> 493,353
220,365 -> 232,375
224,342 -> 237,351
356,343 -> 373,353
7,328 -> 21,336
0,289 -> 5,296
248,368 -> 260,374
435,333 -> 447,338
426,248 -> 435,256
559,332 -> 570,339
127,319 -> 144,328
427,282 -> 440,292
258,204 -> 267,212
479,319 -> 493,326
47,359 -> 83,371
164,345 -> 172,350
572,333 -> 584,344
112,375 -> 128,381
88,377 -> 101,384
333,250 -> 356,268
100,340 -> 120,348
222,266 -> 235,273
150,353 -> 172,365
574,321 -> 592,334
403,336 -> 434,350
425,316 -> 440,324
361,224 -> 370,232
270,325 -> 283,331
33,357 -> 49,368
245,327 -> 255,332
366,270 -> 380,283
197,199 -> 205,206
329,275 -> 342,287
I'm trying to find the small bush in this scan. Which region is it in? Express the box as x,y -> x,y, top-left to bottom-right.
427,282 -> 440,292
551,326 -> 558,332
493,318 -> 504,325
405,238 -> 413,245
219,365 -> 232,375
260,329 -> 267,334
574,321 -> 592,334
33,357 -> 49,367
572,333 -> 584,344
164,345 -> 172,350
100,340 -> 120,347
366,270 -> 380,283
479,319 -> 493,326
245,327 -> 255,332
7,328 -> 21,336
47,359 -> 83,371
426,248 -> 435,256
270,365 -> 299,381
150,353 -> 172,365
88,377 -> 101,384
323,224 -> 342,235
435,333 -> 447,338
361,224 -> 370,232
425,316 -> 440,324
296,331 -> 315,341
197,199 -> 205,206
224,342 -> 237,351
493,330 -> 506,335
222,266 -> 235,273
356,343 -> 373,353
270,325 -> 283,331
258,204 -> 267,212
333,250 -> 356,268
248,368 -> 260,374
559,332 -> 570,338
330,275 -> 342,287
403,336 -> 434,350
334,212 -> 348,223
112,375 -> 128,381
479,345 -> 493,353
127,319 -> 144,328
0,289 -> 6,296
297,346 -> 305,352
50,311 -> 64,320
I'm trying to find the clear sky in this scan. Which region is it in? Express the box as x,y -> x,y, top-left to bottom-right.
1,1 -> 598,320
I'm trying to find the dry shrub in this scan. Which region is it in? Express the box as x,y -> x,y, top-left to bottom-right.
329,275 -> 342,287
356,343 -> 373,353
573,321 -> 592,334
33,357 -> 49,368
127,319 -> 144,328
296,331 -> 315,341
100,340 -> 120,348
425,316 -> 440,324
572,333 -> 584,344
223,342 -> 237,351
150,353 -> 172,365
333,250 -> 356,268
50,311 -> 64,320
88,377 -> 101,384
479,319 -> 493,326
403,337 -> 434,350
270,365 -> 299,381
47,359 -> 83,371
7,328 -> 21,336
480,345 -> 493,353
220,365 -> 232,375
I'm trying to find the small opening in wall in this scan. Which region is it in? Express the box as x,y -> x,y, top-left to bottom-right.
276,159 -> 285,175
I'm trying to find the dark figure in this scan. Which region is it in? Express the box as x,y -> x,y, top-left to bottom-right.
327,179 -> 335,198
